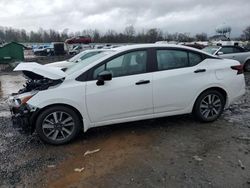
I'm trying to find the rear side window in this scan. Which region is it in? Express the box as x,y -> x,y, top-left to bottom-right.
220,47 -> 234,54
156,50 -> 203,71
233,47 -> 245,53
157,50 -> 188,70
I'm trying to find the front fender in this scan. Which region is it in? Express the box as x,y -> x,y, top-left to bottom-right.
25,81 -> 92,131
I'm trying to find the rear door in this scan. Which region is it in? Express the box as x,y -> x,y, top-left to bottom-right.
219,46 -> 246,63
219,46 -> 235,58
152,48 -> 211,113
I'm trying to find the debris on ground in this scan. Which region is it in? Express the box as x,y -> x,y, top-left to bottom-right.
47,165 -> 56,168
74,167 -> 84,172
84,148 -> 101,156
193,155 -> 203,161
238,160 -> 245,170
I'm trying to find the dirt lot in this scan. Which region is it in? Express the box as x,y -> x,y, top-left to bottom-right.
0,72 -> 250,188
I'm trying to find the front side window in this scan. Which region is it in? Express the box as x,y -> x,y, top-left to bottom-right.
219,47 -> 234,54
157,50 -> 189,70
93,51 -> 147,79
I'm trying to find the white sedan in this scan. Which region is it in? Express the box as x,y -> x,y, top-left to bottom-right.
46,49 -> 113,70
9,44 -> 246,145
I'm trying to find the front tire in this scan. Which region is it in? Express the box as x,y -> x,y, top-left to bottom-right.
244,60 -> 250,72
35,106 -> 81,145
193,90 -> 225,122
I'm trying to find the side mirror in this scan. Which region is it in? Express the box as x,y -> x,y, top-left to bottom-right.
217,51 -> 224,55
96,71 -> 112,86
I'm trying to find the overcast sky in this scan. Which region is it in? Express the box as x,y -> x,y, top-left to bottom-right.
0,0 -> 249,36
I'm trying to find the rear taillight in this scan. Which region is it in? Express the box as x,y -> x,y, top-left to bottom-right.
231,65 -> 244,74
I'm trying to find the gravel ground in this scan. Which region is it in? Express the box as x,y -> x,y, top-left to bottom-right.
0,72 -> 249,188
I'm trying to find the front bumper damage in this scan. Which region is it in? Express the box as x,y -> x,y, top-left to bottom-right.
10,105 -> 33,134
8,96 -> 39,134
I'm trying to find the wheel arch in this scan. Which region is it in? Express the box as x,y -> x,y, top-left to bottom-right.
30,103 -> 84,132
244,58 -> 250,71
192,87 -> 228,111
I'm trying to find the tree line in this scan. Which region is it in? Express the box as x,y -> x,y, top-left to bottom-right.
0,25 -> 249,44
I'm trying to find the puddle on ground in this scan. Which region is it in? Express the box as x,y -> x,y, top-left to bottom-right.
0,74 -> 25,99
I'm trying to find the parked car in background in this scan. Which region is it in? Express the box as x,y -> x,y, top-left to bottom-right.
202,45 -> 250,71
69,46 -> 82,55
68,45 -> 92,55
65,36 -> 92,44
9,44 -> 245,144
46,49 -> 114,70
183,43 -> 206,50
33,45 -> 54,56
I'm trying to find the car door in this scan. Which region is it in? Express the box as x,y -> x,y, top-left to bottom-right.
153,49 -> 209,113
219,46 -> 246,64
231,47 -> 249,64
219,46 -> 237,59
85,50 -> 153,123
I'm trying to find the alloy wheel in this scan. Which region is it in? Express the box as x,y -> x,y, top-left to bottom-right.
199,94 -> 222,119
42,111 -> 75,141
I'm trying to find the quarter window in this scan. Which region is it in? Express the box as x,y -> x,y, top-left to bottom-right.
189,52 -> 202,66
92,51 -> 147,79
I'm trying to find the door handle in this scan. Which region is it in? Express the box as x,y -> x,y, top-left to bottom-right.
194,69 -> 206,73
135,80 -> 150,85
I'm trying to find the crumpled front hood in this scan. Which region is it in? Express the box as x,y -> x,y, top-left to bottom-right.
14,62 -> 67,80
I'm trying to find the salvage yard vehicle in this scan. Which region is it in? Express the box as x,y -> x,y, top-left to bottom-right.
8,44 -> 246,145
33,45 -> 54,56
46,49 -> 114,70
65,36 -> 92,44
202,45 -> 250,71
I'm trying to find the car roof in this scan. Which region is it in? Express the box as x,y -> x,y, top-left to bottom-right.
76,49 -> 115,55
114,44 -> 215,57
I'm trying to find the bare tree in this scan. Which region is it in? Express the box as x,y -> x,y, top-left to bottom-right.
242,26 -> 250,40
195,33 -> 208,41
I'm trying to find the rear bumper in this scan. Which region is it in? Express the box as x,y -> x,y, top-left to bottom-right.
227,84 -> 246,107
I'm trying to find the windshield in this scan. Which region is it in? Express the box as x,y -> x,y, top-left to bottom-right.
202,46 -> 220,55
68,51 -> 87,62
65,51 -> 112,75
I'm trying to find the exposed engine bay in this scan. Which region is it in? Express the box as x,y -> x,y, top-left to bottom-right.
14,71 -> 64,95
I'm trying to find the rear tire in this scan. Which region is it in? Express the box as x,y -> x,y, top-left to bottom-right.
193,90 -> 225,122
244,60 -> 250,72
35,105 -> 82,145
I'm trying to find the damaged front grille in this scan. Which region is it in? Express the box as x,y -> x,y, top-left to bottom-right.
17,78 -> 63,94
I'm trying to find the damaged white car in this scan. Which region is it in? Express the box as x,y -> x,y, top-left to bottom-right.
8,44 -> 246,145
